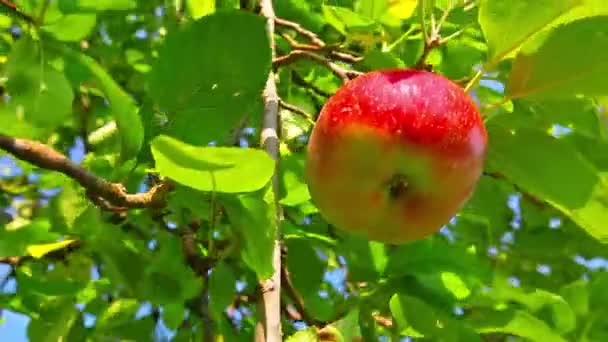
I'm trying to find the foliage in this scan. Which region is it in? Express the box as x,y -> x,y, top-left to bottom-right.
0,0 -> 607,341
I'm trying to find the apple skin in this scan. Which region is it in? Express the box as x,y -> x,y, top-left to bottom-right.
305,69 -> 487,243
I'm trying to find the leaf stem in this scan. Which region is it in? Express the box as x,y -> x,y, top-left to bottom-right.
418,0 -> 429,43
465,69 -> 484,93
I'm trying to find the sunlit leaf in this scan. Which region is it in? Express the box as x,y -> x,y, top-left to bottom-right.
486,125 -> 608,242
187,0 -> 215,18
27,239 -> 76,258
471,309 -> 567,342
478,0 -> 580,64
151,135 -> 275,193
508,16 -> 608,100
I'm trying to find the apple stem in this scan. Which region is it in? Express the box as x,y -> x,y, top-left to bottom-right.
387,174 -> 409,199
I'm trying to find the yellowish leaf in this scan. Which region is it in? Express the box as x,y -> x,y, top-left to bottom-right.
27,240 -> 76,259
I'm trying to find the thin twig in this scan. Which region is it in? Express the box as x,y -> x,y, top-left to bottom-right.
439,28 -> 466,44
275,17 -> 325,47
414,36 -> 441,70
257,0 -> 283,341
433,1 -> 454,37
280,33 -> 362,64
0,134 -> 172,209
279,99 -> 315,123
273,50 -> 362,84
0,0 -> 35,24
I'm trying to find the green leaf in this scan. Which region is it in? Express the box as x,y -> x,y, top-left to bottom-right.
54,180 -> 90,232
5,38 -> 74,129
439,271 -> 471,300
331,308 -> 362,342
58,0 -> 137,12
337,235 -> 387,282
356,0 -> 417,26
551,0 -> 608,27
166,186 -> 212,221
0,220 -> 59,258
147,10 -> 271,146
322,5 -> 378,36
27,298 -> 79,342
552,297 -> 577,334
357,48 -> 405,71
142,235 -> 201,304
42,14 -> 96,41
163,303 -> 185,330
92,235 -> 148,296
187,0 -> 215,18
486,125 -> 608,242
279,151 -> 310,206
17,271 -> 85,297
221,186 -> 277,279
208,261 -> 236,320
560,280 -> 589,317
97,317 -> 155,341
488,275 -> 576,333
508,16 -> 608,100
471,309 -> 567,342
385,239 -> 491,281
389,294 -> 481,341
151,135 -> 275,193
57,44 -> 143,162
286,237 -> 326,295
478,0 -> 580,64
97,299 -> 140,328
94,299 -> 156,341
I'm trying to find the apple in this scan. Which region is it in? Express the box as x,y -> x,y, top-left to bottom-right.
305,69 -> 487,243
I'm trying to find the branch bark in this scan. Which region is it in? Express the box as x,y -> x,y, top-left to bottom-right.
256,0 -> 283,341
0,134 -> 172,209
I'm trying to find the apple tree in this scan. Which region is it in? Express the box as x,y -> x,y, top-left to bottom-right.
0,0 -> 607,341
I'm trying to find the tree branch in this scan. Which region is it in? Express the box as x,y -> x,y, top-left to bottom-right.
273,50 -> 362,84
275,17 -> 325,47
279,33 -> 362,64
0,134 -> 172,209
279,99 -> 315,123
0,0 -> 35,24
257,0 -> 283,341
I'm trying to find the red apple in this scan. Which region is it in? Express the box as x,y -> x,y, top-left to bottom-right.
305,69 -> 487,243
